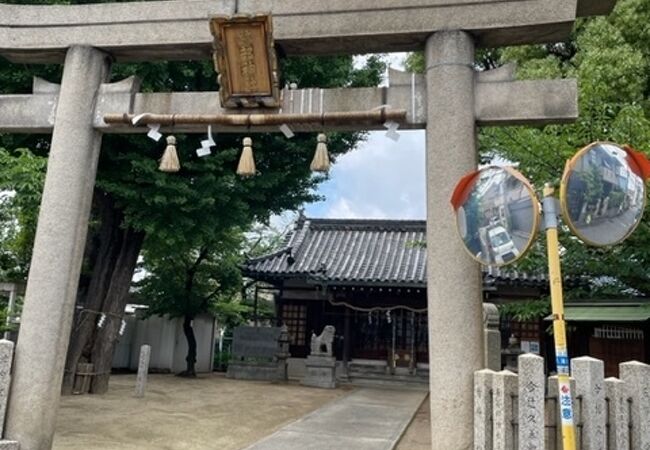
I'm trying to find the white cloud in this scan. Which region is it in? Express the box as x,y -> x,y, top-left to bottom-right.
305,130 -> 426,220
325,197 -> 386,219
272,53 -> 423,223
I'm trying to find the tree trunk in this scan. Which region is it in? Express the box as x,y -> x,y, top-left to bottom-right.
62,192 -> 144,395
179,315 -> 197,377
89,224 -> 144,394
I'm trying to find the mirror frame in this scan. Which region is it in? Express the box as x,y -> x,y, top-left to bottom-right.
559,141 -> 648,247
454,165 -> 541,267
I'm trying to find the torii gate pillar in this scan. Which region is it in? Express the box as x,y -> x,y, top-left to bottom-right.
425,31 -> 481,450
4,46 -> 111,450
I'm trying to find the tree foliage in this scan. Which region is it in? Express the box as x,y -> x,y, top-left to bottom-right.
0,149 -> 46,281
137,233 -> 243,322
407,0 -> 650,300
497,299 -> 551,322
482,0 -> 650,299
0,0 -> 386,388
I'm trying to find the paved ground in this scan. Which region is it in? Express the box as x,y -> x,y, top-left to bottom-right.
244,388 -> 427,450
53,373 -> 347,450
574,207 -> 640,244
395,396 -> 431,450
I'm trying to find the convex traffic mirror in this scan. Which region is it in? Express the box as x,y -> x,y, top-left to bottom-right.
450,143 -> 650,450
452,166 -> 540,267
560,142 -> 648,247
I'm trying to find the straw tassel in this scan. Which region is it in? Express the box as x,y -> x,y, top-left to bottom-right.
159,135 -> 180,173
310,133 -> 330,173
237,137 -> 256,177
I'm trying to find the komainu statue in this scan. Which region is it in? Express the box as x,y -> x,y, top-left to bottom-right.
310,325 -> 335,356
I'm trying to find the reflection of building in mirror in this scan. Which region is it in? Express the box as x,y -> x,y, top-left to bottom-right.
458,167 -> 537,266
564,144 -> 645,244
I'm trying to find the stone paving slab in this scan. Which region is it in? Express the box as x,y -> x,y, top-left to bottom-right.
244,388 -> 427,450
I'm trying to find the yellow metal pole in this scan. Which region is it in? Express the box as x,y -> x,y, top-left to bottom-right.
542,183 -> 576,450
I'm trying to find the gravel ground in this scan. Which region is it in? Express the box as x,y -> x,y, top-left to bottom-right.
53,373 -> 348,450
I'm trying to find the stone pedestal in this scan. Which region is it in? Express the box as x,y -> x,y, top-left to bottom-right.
483,303 -> 501,371
302,355 -> 337,389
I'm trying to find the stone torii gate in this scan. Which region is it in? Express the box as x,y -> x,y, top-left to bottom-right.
0,1 -> 615,449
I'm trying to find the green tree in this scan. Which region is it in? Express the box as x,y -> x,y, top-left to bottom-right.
136,230 -> 244,377
405,0 -> 650,302
0,2 -> 385,392
0,149 -> 46,282
480,0 -> 650,299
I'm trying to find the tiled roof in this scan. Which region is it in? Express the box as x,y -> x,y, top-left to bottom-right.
243,217 -> 554,288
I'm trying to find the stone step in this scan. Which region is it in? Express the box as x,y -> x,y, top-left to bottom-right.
347,376 -> 429,391
348,363 -> 389,376
348,364 -> 429,378
346,360 -> 429,389
349,370 -> 428,382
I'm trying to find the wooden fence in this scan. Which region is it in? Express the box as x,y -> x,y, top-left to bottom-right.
475,354 -> 650,450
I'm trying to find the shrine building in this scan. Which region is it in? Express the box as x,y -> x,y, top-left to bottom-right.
242,215 -> 551,383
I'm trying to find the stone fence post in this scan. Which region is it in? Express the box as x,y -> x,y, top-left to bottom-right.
605,377 -> 629,450
0,340 -> 18,449
518,354 -> 544,450
572,356 -> 606,450
474,369 -> 495,450
474,356 -> 650,450
0,340 -> 14,438
492,370 -> 517,450
620,361 -> 650,449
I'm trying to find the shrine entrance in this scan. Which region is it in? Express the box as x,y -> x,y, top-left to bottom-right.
0,1 -> 615,449
350,310 -> 429,368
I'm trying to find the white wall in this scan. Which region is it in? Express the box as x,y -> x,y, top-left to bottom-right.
113,315 -> 136,368
112,311 -> 215,373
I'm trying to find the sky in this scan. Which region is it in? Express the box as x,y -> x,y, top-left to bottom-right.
304,130 -> 426,220
295,53 -> 428,222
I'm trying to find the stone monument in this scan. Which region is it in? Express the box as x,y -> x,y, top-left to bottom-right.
302,325 -> 337,389
227,326 -> 287,381
134,344 -> 151,398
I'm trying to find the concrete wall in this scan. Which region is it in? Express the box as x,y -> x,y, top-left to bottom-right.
113,312 -> 215,373
287,357 -> 307,380
508,197 -> 536,236
112,315 -> 136,368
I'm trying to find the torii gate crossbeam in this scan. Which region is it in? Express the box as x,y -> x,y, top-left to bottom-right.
0,0 -> 614,62
0,1 -> 616,449
0,72 -> 577,134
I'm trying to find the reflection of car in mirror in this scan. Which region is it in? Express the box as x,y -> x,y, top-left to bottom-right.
487,225 -> 520,264
453,165 -> 540,267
